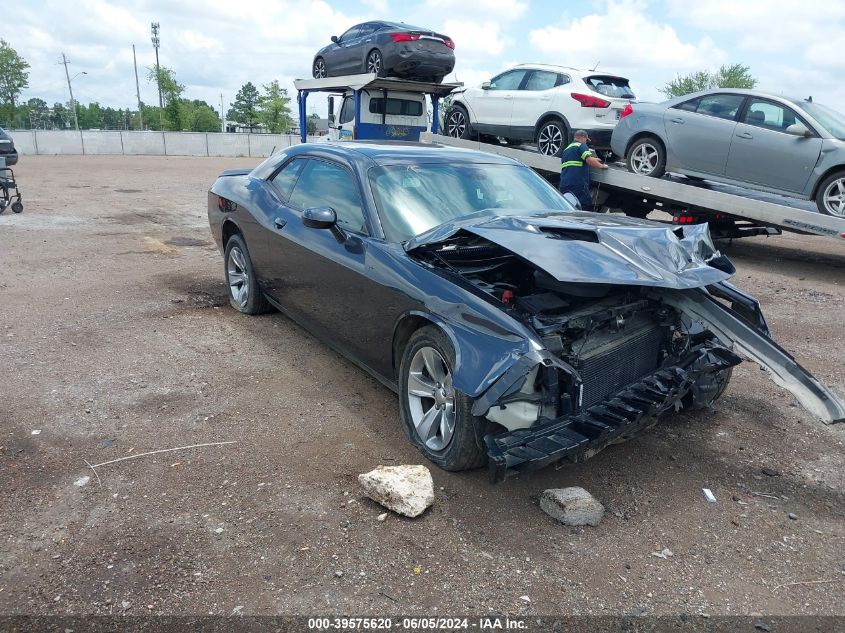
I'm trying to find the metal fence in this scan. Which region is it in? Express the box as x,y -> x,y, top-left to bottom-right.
7,130 -> 322,158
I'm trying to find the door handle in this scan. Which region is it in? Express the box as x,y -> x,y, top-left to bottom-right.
736,131 -> 753,139
669,117 -> 684,124
274,218 -> 286,229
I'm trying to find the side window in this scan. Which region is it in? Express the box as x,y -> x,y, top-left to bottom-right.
557,74 -> 571,87
489,70 -> 527,90
674,97 -> 701,112
357,23 -> 378,38
339,97 -> 354,124
523,70 -> 558,91
369,98 -> 424,117
268,158 -> 306,201
694,94 -> 745,121
339,26 -> 360,42
743,99 -> 810,132
288,160 -> 368,234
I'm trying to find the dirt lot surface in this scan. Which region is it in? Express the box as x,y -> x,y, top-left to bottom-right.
1,155 -> 844,619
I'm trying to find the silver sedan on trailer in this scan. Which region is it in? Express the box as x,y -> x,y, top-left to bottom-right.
610,89 -> 845,216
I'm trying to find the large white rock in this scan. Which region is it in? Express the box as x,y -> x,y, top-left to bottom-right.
540,487 -> 605,526
358,465 -> 435,518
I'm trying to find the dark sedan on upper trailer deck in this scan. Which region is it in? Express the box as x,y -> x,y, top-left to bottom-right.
207,142 -> 844,482
312,21 -> 455,83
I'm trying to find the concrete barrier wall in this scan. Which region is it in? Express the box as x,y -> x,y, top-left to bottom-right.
8,130 -> 314,158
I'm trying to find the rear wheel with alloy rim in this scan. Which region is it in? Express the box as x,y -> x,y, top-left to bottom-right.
816,171 -> 845,217
313,57 -> 327,78
224,233 -> 271,315
399,326 -> 488,471
537,118 -> 567,156
445,106 -> 470,139
366,49 -> 385,77
626,136 -> 666,177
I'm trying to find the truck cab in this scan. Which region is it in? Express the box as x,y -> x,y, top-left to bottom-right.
329,90 -> 428,141
294,73 -> 461,144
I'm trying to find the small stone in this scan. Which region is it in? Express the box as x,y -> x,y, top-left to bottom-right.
732,495 -> 741,502
121,601 -> 131,610
651,548 -> 674,559
788,512 -> 798,520
761,467 -> 781,477
519,595 -> 531,603
376,513 -> 388,522
53,596 -> 61,602
358,465 -> 435,518
335,571 -> 344,578
214,527 -> 224,534
74,476 -> 91,487
540,487 -> 605,526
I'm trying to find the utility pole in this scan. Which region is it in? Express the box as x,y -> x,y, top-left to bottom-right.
132,44 -> 143,130
60,52 -> 80,132
150,22 -> 163,108
220,93 -> 225,133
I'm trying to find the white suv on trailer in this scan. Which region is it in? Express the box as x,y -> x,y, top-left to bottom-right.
445,63 -> 635,156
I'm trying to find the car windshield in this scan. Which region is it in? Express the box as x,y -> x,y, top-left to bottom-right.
369,163 -> 573,242
584,75 -> 635,99
796,101 -> 845,140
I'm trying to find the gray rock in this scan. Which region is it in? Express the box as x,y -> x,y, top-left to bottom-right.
358,465 -> 434,518
540,487 -> 605,526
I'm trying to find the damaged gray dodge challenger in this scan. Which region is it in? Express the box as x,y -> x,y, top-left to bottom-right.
208,142 -> 845,482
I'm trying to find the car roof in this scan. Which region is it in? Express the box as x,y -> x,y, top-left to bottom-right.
291,140 -> 521,167
509,63 -> 629,80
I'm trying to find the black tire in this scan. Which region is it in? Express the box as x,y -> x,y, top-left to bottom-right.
313,57 -> 327,79
626,136 -> 666,178
815,170 -> 845,217
223,233 -> 271,315
366,49 -> 386,77
11,201 -> 23,214
398,326 -> 488,471
536,117 -> 568,157
445,105 -> 471,139
0,182 -> 7,214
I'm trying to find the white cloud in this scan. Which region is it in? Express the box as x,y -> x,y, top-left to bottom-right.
529,1 -> 725,74
422,0 -> 527,20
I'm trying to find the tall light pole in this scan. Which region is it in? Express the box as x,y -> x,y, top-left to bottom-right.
132,44 -> 143,130
60,53 -> 87,131
150,22 -> 163,108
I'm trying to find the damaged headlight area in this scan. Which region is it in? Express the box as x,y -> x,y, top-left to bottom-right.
468,286 -> 742,482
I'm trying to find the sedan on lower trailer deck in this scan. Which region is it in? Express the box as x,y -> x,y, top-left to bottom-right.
207,141 -> 844,482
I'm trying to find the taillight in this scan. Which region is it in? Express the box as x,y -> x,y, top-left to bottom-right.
443,37 -> 455,49
620,103 -> 633,118
571,93 -> 610,108
390,32 -> 420,43
217,196 -> 225,211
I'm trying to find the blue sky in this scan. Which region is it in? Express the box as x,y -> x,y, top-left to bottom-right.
10,0 -> 845,117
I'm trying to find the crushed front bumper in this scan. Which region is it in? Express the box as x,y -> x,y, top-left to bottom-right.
484,346 -> 741,483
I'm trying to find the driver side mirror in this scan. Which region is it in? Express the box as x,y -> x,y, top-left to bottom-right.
302,206 -> 347,243
562,192 -> 582,210
328,96 -> 336,126
481,81 -> 491,90
785,123 -> 813,138
330,35 -> 339,44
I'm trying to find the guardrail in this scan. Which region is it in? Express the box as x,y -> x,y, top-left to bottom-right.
7,130 -> 323,158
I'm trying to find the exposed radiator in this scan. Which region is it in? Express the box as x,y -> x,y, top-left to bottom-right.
575,320 -> 665,410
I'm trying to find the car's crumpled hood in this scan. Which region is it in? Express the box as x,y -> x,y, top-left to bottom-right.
405,211 -> 733,289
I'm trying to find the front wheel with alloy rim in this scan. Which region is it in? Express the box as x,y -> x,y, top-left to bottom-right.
626,136 -> 666,178
313,57 -> 327,78
445,106 -> 470,139
366,49 -> 385,77
537,119 -> 567,156
816,171 -> 845,217
399,326 -> 489,471
224,233 -> 271,315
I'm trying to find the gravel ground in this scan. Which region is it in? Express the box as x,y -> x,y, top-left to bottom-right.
1,155 -> 843,618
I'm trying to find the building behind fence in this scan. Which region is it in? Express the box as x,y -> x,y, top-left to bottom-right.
8,130 -> 321,158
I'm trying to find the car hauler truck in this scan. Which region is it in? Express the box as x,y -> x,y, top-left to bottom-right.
293,72 -> 845,242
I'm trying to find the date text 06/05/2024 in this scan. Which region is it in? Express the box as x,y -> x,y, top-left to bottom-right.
307,617 -> 527,630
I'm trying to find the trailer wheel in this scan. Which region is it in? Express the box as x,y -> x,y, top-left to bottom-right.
626,136 -> 666,178
816,170 -> 845,217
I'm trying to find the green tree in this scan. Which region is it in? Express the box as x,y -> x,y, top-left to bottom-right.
0,39 -> 30,119
227,82 -> 260,128
257,80 -> 292,133
147,65 -> 185,129
50,102 -> 71,129
178,99 -> 221,132
26,97 -> 49,128
660,63 -> 757,98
